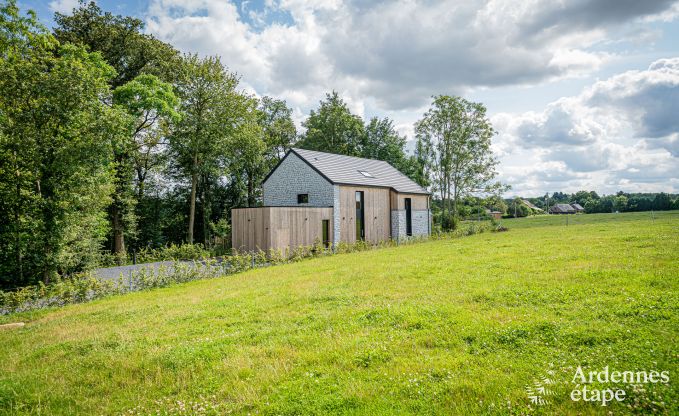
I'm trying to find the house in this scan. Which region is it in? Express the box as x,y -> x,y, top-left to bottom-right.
231,148 -> 431,252
489,211 -> 503,220
570,203 -> 585,213
521,199 -> 544,212
549,204 -> 576,214
484,209 -> 503,220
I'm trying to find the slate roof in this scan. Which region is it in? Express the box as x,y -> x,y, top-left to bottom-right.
266,148 -> 429,194
571,203 -> 584,211
521,199 -> 543,211
549,203 -> 576,213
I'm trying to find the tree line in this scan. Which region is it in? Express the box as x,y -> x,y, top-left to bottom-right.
1,1 -> 504,288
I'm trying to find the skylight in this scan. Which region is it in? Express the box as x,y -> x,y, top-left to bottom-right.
358,170 -> 374,178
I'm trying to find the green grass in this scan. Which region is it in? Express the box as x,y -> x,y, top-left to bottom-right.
1,211 -> 678,415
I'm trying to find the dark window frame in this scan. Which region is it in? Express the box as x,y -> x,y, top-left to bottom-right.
297,193 -> 309,204
322,219 -> 330,248
355,191 -> 365,240
405,197 -> 412,236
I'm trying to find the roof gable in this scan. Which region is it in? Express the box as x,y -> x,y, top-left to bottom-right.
266,148 -> 429,194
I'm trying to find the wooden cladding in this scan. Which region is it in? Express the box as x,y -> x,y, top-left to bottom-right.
339,186 -> 391,244
390,191 -> 429,211
232,207 -> 333,252
232,186 -> 430,253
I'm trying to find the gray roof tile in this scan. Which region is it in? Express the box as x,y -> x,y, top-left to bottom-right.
291,148 -> 429,194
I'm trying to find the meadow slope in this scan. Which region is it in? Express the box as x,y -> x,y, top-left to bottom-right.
1,212 -> 678,415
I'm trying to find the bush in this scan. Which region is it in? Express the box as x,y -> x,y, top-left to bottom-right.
94,243 -> 214,268
1,221 -> 505,316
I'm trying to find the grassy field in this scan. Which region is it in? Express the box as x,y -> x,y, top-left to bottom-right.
1,211 -> 678,415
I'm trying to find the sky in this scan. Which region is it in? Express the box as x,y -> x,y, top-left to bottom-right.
20,0 -> 679,197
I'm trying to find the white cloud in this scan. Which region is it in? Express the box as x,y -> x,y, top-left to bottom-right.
141,0 -> 679,195
49,0 -> 80,14
496,58 -> 679,195
144,0 -> 679,117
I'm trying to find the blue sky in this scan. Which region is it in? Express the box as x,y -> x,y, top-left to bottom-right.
20,0 -> 679,196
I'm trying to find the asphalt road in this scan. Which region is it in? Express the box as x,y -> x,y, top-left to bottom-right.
92,261 -> 179,281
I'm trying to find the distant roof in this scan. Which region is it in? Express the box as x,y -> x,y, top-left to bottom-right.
265,148 -> 429,194
550,204 -> 576,213
521,199 -> 543,210
571,203 -> 584,210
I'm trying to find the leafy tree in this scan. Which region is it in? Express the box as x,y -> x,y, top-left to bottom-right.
298,92 -> 425,185
415,96 -> 505,230
229,119 -> 266,208
652,192 -> 672,211
54,1 -> 180,254
507,197 -> 529,217
298,91 -> 364,156
110,74 -> 179,253
361,117 -> 408,168
551,192 -> 569,203
571,190 -> 594,207
170,55 -> 251,244
53,1 -> 179,88
613,195 -> 628,212
487,196 -> 508,214
0,1 -> 130,286
628,195 -> 652,212
258,96 -> 296,163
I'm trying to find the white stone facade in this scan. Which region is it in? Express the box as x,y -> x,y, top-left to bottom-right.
391,209 -> 431,240
263,152 -> 334,207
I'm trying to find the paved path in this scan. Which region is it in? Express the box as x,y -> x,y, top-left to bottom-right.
92,261 -> 179,281
92,258 -> 233,282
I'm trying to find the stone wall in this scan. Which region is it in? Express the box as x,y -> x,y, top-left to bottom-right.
391,209 -> 431,240
263,153 -> 334,207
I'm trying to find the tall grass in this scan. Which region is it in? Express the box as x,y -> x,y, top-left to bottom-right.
0,222 -> 498,315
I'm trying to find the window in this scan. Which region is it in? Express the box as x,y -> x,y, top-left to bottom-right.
358,170 -> 374,178
322,220 -> 330,248
405,198 -> 412,236
297,193 -> 309,204
355,191 -> 365,240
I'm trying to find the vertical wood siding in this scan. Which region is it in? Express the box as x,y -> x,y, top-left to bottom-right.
392,193 -> 429,210
339,186 -> 391,244
232,207 -> 333,252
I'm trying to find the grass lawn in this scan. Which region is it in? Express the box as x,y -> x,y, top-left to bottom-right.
1,211 -> 678,415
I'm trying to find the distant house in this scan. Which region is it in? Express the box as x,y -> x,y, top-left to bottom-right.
549,204 -> 576,214
521,199 -> 544,212
570,203 -> 585,213
232,148 -> 431,252
484,209 -> 503,220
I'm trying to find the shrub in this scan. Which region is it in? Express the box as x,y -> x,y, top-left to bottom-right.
1,221 -> 503,315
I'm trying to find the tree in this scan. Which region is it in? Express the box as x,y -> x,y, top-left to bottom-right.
258,96 -> 296,163
54,1 -> 180,254
228,118 -> 266,208
0,1 -> 130,286
170,55 -> 249,244
652,192 -> 672,211
110,74 -> 179,253
571,190 -> 593,206
415,96 -> 505,230
613,195 -> 628,212
361,117 -> 409,170
298,91 -> 364,156
407,136 -> 431,188
53,1 -> 179,88
487,196 -> 508,215
297,92 -> 425,185
510,197 -> 529,217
